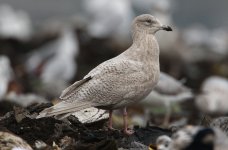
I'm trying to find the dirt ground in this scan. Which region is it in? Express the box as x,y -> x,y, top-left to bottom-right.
0,103 -> 172,150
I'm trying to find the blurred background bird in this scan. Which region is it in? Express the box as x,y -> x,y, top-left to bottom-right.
0,4 -> 32,41
196,76 -> 228,114
0,55 -> 14,100
140,72 -> 193,126
26,26 -> 79,98
166,126 -> 228,150
0,131 -> 32,150
156,135 -> 172,150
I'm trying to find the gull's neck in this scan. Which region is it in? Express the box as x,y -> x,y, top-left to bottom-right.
123,31 -> 160,62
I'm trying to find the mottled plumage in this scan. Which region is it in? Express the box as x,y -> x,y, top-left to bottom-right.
210,117 -> 228,137
37,14 -> 172,134
0,131 -> 32,150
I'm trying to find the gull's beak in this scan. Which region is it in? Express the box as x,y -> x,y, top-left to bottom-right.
161,25 -> 172,31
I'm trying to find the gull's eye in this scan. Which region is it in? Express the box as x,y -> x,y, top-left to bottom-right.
144,19 -> 153,26
146,19 -> 152,23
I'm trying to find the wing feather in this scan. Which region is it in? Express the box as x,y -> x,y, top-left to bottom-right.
60,76 -> 92,99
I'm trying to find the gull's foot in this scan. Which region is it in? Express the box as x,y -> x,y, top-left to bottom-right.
124,128 -> 134,135
108,127 -> 118,131
104,125 -> 119,132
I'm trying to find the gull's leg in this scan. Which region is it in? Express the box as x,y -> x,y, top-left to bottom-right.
123,107 -> 134,135
108,110 -> 115,130
163,104 -> 171,127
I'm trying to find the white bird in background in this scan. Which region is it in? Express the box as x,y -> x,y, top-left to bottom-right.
0,4 -> 32,41
169,126 -> 228,150
156,135 -> 172,150
83,0 -> 135,45
26,27 -> 79,96
168,126 -> 200,150
208,28 -> 228,56
140,72 -> 193,126
40,27 -> 79,83
5,92 -> 48,107
0,55 -> 13,100
196,76 -> 228,114
182,25 -> 209,48
182,25 -> 228,62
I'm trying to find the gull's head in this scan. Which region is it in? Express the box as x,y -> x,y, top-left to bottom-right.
132,14 -> 172,35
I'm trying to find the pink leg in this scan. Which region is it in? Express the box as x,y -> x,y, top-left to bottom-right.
123,107 -> 134,135
108,110 -> 114,130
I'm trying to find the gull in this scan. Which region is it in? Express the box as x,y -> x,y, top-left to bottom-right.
140,72 -> 193,126
183,128 -> 215,150
26,27 -> 79,97
210,117 -> 228,137
40,27 -> 79,84
37,14 -> 172,135
168,125 -> 228,150
26,27 -> 78,83
182,26 -> 228,62
0,55 -> 13,100
83,0 -> 134,43
169,126 -> 200,150
156,135 -> 172,150
0,4 -> 32,41
196,76 -> 228,114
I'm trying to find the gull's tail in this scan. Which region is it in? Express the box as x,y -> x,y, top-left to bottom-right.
36,100 -> 93,119
36,76 -> 94,119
